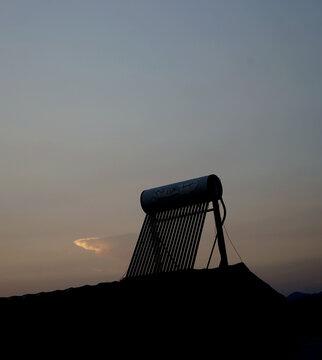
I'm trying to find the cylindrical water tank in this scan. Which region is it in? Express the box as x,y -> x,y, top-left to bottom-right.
140,174 -> 223,213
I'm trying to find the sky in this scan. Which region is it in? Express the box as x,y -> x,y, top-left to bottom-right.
1,0 -> 321,297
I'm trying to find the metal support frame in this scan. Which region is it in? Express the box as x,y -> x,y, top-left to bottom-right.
212,200 -> 228,267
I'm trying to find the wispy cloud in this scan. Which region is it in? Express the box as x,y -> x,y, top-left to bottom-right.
73,233 -> 136,266
73,237 -> 109,255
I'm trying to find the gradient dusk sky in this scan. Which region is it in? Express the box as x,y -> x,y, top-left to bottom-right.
1,0 -> 321,297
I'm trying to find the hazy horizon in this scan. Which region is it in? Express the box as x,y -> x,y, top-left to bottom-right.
1,0 -> 321,297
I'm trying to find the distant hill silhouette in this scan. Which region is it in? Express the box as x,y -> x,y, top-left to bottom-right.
1,263 -> 321,358
287,291 -> 322,302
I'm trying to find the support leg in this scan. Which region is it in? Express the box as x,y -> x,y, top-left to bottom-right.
212,200 -> 228,267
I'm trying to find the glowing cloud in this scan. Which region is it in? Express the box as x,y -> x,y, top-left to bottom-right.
73,237 -> 109,255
